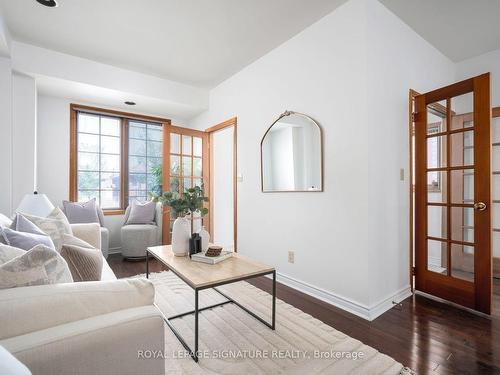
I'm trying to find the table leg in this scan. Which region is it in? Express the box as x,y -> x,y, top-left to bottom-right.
146,251 -> 149,279
194,289 -> 199,362
272,270 -> 276,330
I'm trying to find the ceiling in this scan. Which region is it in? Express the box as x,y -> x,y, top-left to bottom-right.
0,0 -> 346,88
380,0 -> 500,62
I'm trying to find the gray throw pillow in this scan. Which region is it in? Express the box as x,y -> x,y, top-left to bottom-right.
63,199 -> 100,224
125,200 -> 156,225
12,214 -> 47,236
0,227 -> 55,251
60,244 -> 103,282
0,244 -> 73,289
0,244 -> 25,265
19,213 -> 72,252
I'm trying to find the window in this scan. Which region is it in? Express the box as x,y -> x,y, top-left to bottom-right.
70,105 -> 169,213
128,121 -> 163,204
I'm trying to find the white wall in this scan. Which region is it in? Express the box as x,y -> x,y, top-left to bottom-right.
189,0 -> 456,319
212,126 -> 235,249
12,73 -> 37,209
0,57 -> 12,215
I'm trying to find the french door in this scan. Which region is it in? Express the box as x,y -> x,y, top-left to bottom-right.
414,73 -> 492,314
161,125 -> 210,244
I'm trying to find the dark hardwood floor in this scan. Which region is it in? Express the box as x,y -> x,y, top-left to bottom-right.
108,254 -> 500,375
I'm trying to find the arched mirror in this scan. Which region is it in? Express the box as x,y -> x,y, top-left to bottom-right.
261,111 -> 323,192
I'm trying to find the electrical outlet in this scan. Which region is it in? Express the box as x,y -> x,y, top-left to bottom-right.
288,251 -> 295,264
400,168 -> 405,181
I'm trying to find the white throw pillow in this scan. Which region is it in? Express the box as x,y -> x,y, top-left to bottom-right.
0,244 -> 25,265
0,244 -> 73,289
18,212 -> 73,251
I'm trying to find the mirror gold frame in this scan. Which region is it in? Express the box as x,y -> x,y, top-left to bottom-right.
260,110 -> 323,193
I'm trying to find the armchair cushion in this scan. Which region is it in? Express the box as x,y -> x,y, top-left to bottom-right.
63,199 -> 100,225
124,200 -> 156,225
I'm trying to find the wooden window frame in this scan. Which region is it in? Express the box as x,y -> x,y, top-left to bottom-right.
69,104 -> 171,215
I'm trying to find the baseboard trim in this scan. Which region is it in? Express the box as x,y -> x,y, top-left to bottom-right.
271,272 -> 412,321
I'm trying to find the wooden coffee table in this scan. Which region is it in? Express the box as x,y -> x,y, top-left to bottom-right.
146,245 -> 276,362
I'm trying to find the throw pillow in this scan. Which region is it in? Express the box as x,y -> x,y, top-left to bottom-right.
0,244 -> 73,289
12,214 -> 47,236
61,233 -> 94,249
19,213 -> 72,251
0,213 -> 12,228
48,207 -> 73,235
60,244 -> 103,282
0,244 -> 25,265
0,227 -> 56,251
125,200 -> 156,225
63,199 -> 100,224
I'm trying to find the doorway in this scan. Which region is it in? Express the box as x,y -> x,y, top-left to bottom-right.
206,118 -> 237,251
411,73 -> 493,314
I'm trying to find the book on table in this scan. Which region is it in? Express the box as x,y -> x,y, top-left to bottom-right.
191,250 -> 233,264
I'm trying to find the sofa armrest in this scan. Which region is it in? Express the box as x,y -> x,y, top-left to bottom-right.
2,306 -> 165,375
0,278 -> 154,340
70,223 -> 101,249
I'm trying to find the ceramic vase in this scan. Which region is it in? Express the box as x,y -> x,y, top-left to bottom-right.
171,216 -> 190,256
198,226 -> 210,252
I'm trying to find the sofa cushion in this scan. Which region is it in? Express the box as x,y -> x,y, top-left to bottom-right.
0,244 -> 73,290
0,244 -> 25,265
60,244 -> 103,282
0,227 -> 55,251
19,213 -> 72,251
63,199 -> 100,225
125,200 -> 156,225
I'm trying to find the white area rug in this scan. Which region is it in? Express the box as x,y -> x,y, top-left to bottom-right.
139,271 -> 414,375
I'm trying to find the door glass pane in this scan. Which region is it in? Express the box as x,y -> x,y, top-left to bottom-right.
193,137 -> 202,157
170,133 -> 180,154
450,92 -> 473,130
182,135 -> 192,155
427,135 -> 446,168
184,177 -> 192,189
427,171 -> 446,203
182,156 -> 192,176
493,117 -> 500,144
493,146 -> 500,168
427,101 -> 447,134
193,157 -> 202,177
451,169 -> 474,204
494,175 -> 500,200
193,178 -> 202,188
170,155 -> 180,176
427,239 -> 447,274
451,244 -> 474,281
170,177 -> 180,193
428,205 -> 447,239
451,130 -> 474,167
451,207 -> 474,242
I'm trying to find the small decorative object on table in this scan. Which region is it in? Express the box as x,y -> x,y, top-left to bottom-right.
189,233 -> 202,256
205,246 -> 222,257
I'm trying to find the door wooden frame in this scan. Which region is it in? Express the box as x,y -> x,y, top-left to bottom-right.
412,73 -> 492,314
205,117 -> 238,252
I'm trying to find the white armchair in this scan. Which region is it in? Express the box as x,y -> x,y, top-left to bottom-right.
121,203 -> 163,260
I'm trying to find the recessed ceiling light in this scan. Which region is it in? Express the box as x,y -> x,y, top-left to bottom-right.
36,0 -> 58,7
124,101 -> 136,106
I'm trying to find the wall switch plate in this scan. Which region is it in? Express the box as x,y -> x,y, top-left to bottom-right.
288,251 -> 295,264
400,168 -> 405,181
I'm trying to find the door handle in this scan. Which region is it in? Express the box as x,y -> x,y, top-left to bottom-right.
473,202 -> 487,211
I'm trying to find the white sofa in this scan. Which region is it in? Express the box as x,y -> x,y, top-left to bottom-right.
0,221 -> 165,375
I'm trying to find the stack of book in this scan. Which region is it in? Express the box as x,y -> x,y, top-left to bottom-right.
191,250 -> 233,264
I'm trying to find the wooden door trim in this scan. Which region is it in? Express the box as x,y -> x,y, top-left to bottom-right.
205,117 -> 238,252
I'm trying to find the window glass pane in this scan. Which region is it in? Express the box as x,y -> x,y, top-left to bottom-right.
130,138 -> 146,156
78,114 -> 99,134
129,156 -> 147,173
101,154 -> 120,172
78,152 -> 99,171
129,124 -> 146,139
101,135 -> 120,154
100,190 -> 120,209
78,133 -> 99,152
182,135 -> 192,155
170,133 -> 180,154
129,173 -> 147,190
78,190 -> 99,203
78,171 -> 99,190
101,117 -> 120,136
101,172 -> 120,190
147,157 -> 162,174
147,126 -> 162,141
193,137 -> 202,157
170,155 -> 180,176
148,141 -> 162,157
182,156 -> 192,176
193,157 -> 202,177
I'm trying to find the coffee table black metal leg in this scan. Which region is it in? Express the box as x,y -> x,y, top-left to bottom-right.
146,250 -> 149,279
194,289 -> 199,362
272,270 -> 276,330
